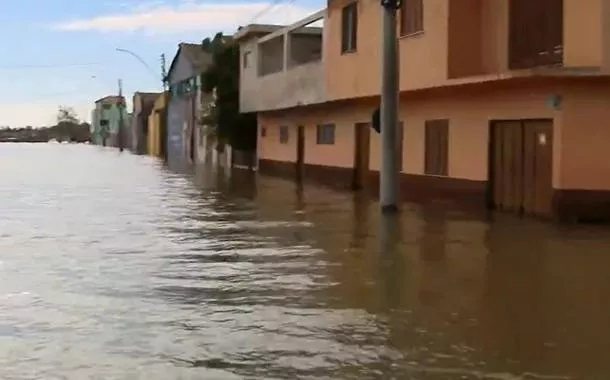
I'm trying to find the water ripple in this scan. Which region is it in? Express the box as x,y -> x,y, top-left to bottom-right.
1,144 -> 609,379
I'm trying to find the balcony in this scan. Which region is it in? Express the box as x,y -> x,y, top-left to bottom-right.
238,10 -> 326,113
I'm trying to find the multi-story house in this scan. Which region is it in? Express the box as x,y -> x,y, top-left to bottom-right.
165,43 -> 213,167
91,95 -> 128,147
235,0 -> 610,222
131,92 -> 162,155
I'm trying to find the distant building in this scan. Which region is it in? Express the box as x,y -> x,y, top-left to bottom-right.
165,42 -> 213,167
125,113 -> 133,148
147,92 -> 169,158
91,95 -> 128,147
131,92 -> 162,155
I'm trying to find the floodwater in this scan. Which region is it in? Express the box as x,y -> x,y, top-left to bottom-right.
1,143 -> 610,380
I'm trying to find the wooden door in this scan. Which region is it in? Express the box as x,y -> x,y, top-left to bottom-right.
353,122 -> 371,190
491,121 -> 524,212
490,120 -> 553,217
523,120 -> 554,216
296,125 -> 305,180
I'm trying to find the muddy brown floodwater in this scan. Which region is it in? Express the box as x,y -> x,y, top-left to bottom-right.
1,143 -> 610,379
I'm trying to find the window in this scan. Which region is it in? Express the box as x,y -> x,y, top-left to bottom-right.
243,51 -> 251,68
279,125 -> 289,144
424,119 -> 449,176
316,124 -> 335,145
401,0 -> 423,36
261,126 -> 266,137
341,2 -> 358,53
102,104 -> 111,109
100,119 -> 109,126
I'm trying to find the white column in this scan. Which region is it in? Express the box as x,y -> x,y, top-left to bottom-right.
282,31 -> 291,71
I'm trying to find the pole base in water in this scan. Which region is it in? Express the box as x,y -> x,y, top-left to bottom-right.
381,204 -> 399,214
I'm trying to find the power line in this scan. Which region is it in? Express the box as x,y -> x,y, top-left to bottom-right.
0,62 -> 105,70
249,0 -> 294,24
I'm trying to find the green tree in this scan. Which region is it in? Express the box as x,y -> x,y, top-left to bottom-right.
200,33 -> 257,151
57,106 -> 80,124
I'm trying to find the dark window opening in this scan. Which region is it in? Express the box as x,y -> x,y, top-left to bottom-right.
341,3 -> 358,53
316,123 -> 335,145
279,125 -> 289,144
424,119 -> 449,176
401,0 -> 423,36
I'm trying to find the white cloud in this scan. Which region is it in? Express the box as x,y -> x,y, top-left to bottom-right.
52,1 -> 322,35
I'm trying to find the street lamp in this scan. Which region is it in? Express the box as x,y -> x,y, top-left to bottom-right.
115,48 -> 159,83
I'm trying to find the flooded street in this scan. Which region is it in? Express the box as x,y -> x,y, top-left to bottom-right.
2,143 -> 610,379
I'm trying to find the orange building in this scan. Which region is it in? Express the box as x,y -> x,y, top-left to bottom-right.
235,0 -> 610,222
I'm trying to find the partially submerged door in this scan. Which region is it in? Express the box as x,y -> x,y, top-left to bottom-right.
353,122 -> 371,190
523,120 -> 553,216
296,125 -> 305,180
490,119 -> 553,217
491,121 -> 524,213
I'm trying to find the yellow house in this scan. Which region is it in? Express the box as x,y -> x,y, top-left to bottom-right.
147,92 -> 169,158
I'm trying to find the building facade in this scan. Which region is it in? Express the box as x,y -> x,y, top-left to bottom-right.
236,0 -> 610,222
131,92 -> 162,155
91,95 -> 128,147
165,43 -> 213,168
147,92 -> 168,158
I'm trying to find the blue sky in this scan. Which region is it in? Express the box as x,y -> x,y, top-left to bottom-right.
0,0 -> 322,127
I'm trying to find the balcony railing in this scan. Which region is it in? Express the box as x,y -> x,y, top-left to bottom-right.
240,10 -> 326,113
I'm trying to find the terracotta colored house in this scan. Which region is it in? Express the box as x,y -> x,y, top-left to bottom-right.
235,0 -> 610,222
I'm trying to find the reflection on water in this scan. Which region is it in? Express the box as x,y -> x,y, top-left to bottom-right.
1,143 -> 610,379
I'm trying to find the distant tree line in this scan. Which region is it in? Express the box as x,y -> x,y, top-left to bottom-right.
0,106 -> 91,143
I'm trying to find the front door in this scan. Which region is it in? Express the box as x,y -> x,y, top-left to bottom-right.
296,125 -> 305,180
490,119 -> 553,217
353,122 -> 371,190
523,120 -> 554,216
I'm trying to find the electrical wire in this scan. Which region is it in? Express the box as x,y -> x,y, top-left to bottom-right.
248,0 -> 295,24
0,62 -> 105,70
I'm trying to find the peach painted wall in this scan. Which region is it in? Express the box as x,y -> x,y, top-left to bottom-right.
323,0 -> 610,101
324,0 -> 450,100
557,84 -> 610,190
259,86 -> 559,182
368,87 -> 559,184
564,0 -> 604,68
447,0 -> 484,78
259,105 -> 373,168
259,81 -> 610,191
257,121 -> 297,162
480,0 -> 509,74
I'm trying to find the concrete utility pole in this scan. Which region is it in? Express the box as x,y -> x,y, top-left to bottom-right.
379,0 -> 400,212
118,78 -> 125,152
160,54 -> 168,91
